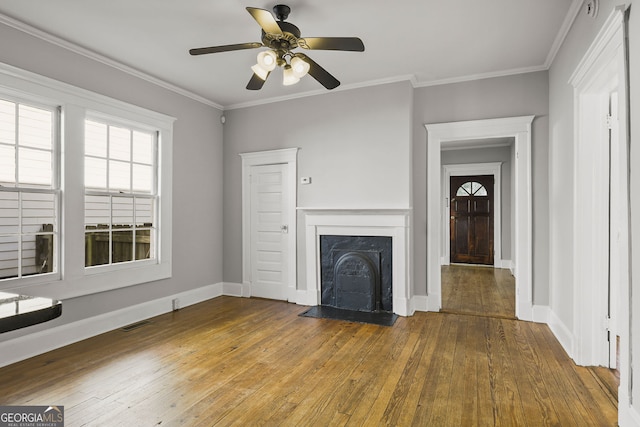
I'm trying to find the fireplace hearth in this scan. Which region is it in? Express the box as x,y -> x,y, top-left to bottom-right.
320,235 -> 392,313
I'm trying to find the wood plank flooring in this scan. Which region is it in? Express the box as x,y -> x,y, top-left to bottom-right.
0,293 -> 619,426
442,264 -> 516,319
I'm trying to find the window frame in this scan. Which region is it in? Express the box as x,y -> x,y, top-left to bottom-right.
0,62 -> 174,298
83,113 -> 159,272
0,94 -> 61,286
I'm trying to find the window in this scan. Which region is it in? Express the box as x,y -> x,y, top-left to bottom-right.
0,97 -> 58,281
456,181 -> 488,197
84,119 -> 157,268
0,62 -> 173,296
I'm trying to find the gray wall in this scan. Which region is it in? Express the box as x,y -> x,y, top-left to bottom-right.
222,81 -> 414,289
0,22 -> 224,342
412,71 -> 550,303
441,145 -> 513,260
548,0 -> 640,407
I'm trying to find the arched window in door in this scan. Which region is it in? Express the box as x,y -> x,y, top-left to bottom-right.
455,181 -> 488,197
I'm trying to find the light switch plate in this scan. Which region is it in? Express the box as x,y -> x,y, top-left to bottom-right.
300,177 -> 311,184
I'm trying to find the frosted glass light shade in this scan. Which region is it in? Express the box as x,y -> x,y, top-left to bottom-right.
282,65 -> 300,86
251,63 -> 270,80
290,56 -> 310,78
257,50 -> 277,71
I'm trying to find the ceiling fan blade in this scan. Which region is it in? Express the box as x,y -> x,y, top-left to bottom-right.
189,42 -> 262,55
246,7 -> 283,35
246,72 -> 270,90
298,37 -> 365,52
296,54 -> 340,90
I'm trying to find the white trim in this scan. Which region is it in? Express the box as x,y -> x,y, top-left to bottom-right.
568,6 -> 629,370
544,0 -> 584,68
425,116 -> 534,320
0,13 -> 223,110
222,282 -> 250,298
0,282 -> 224,368
239,148 -> 298,301
442,162 -> 503,266
302,209 -> 412,316
0,62 -> 174,299
548,308 -> 576,358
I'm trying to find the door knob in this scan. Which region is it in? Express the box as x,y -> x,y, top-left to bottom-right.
280,225 -> 288,233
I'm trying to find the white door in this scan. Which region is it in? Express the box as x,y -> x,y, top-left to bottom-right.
249,163 -> 289,300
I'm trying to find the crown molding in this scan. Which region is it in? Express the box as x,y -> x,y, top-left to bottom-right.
0,13 -> 223,110
544,0 -> 584,68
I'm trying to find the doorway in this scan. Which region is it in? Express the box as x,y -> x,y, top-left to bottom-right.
240,148 -> 298,301
426,116 -> 534,320
450,175 -> 494,265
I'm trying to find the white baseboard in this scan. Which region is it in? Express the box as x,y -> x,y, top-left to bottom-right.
411,295 -> 429,313
547,308 -> 575,360
222,282 -> 250,297
0,282 -> 224,368
532,305 -> 550,323
619,389 -> 640,426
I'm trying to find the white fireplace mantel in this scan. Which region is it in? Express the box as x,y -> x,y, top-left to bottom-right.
301,208 -> 412,316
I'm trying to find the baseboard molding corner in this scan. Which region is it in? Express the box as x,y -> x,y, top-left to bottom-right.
411,295 -> 429,313
222,282 -> 248,297
618,390 -> 640,427
532,304 -> 551,323
547,308 -> 575,360
0,282 -> 224,368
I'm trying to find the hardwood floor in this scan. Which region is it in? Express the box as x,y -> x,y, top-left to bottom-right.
442,264 -> 516,319
0,295 -> 618,426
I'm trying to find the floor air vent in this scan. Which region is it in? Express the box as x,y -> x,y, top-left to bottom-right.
121,320 -> 151,332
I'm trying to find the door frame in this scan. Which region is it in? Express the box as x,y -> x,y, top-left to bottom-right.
425,116 -> 534,320
568,7 -> 628,370
442,163 -> 503,267
240,148 -> 298,300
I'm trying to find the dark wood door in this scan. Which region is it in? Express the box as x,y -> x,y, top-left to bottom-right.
450,175 -> 494,265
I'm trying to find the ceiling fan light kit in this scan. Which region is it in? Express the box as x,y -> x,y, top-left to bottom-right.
189,4 -> 365,91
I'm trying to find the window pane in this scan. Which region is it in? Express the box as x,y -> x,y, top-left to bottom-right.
135,197 -> 153,227
21,236 -> 38,276
85,120 -> 107,157
0,235 -> 19,279
136,229 -> 152,260
34,233 -> 54,274
85,157 -> 107,189
132,164 -> 152,193
109,126 -> 130,161
0,100 -> 15,145
112,196 -> 133,227
474,185 -> 488,196
85,231 -> 109,267
18,105 -> 52,150
133,131 -> 153,164
112,230 -> 133,263
0,192 -> 19,235
109,160 -> 130,191
85,195 -> 110,228
21,192 -> 56,232
18,147 -> 51,186
0,145 -> 15,183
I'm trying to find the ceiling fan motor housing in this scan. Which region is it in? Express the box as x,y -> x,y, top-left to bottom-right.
273,4 -> 291,21
261,21 -> 301,51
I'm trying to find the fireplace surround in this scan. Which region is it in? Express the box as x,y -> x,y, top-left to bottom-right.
302,209 -> 411,316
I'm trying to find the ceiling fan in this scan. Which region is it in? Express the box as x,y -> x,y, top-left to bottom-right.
189,4 -> 365,90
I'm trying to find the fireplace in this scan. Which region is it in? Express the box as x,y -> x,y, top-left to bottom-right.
320,235 -> 392,312
302,209 -> 411,316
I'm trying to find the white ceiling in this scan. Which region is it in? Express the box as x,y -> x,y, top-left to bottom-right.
0,0 -> 577,109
